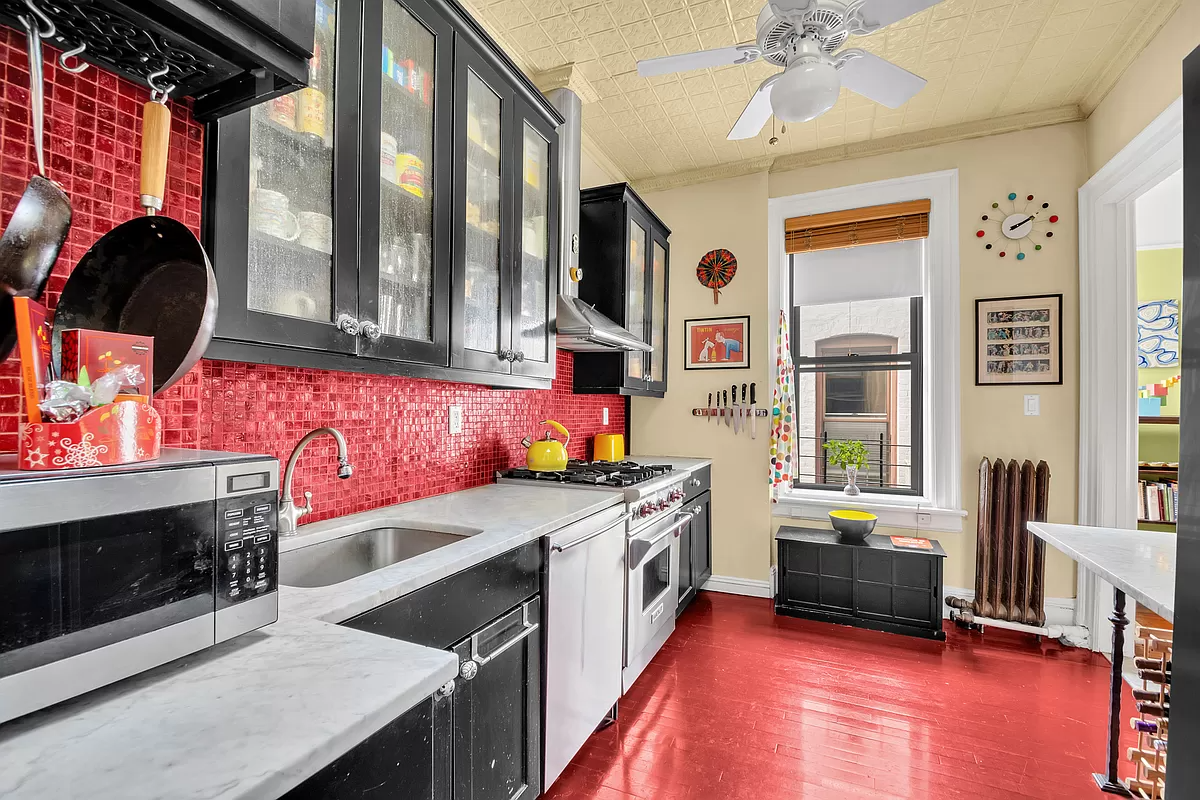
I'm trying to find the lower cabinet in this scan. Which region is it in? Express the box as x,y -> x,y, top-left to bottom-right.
283,688 -> 453,799
344,541 -> 543,800
677,490 -> 712,616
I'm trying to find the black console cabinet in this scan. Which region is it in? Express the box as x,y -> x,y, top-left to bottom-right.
775,527 -> 946,640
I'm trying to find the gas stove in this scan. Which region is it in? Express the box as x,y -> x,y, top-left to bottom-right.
498,460 -> 672,489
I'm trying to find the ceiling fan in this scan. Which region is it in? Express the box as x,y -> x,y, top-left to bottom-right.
637,0 -> 944,140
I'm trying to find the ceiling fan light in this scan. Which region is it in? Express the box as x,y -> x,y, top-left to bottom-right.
770,59 -> 841,123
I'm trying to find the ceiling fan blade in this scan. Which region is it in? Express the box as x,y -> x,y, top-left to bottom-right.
637,45 -> 759,78
853,0 -> 942,31
838,50 -> 927,109
728,75 -> 779,140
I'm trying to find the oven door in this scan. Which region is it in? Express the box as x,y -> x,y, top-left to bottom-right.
624,509 -> 695,692
0,466 -> 218,723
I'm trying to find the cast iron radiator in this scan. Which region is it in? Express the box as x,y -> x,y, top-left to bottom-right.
947,458 -> 1051,626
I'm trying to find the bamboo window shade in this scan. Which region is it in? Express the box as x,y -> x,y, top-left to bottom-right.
785,199 -> 931,254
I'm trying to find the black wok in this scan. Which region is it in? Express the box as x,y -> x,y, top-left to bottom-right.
53,97 -> 216,395
0,14 -> 72,361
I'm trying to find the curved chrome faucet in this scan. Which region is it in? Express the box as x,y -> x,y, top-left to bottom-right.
280,427 -> 353,535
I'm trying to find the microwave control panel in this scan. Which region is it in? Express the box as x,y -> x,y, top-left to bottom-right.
216,490 -> 279,606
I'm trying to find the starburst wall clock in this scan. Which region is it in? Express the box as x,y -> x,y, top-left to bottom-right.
976,193 -> 1060,260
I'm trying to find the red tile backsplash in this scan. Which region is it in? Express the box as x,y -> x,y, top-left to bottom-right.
0,27 -> 627,523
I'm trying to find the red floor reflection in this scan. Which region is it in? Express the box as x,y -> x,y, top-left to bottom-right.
545,592 -> 1135,800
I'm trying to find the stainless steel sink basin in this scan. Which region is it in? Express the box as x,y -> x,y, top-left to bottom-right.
281,527 -> 470,588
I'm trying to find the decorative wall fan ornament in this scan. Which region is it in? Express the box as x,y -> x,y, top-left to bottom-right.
697,249 -> 738,304
636,0 -> 945,139
976,193 -> 1060,260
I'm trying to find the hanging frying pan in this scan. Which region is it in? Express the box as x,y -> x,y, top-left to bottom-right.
52,87 -> 217,395
0,10 -> 73,361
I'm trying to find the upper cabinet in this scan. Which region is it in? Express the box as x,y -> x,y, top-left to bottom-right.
574,184 -> 670,398
205,0 -> 561,388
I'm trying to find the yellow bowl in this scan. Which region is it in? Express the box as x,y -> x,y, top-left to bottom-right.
829,510 -> 878,543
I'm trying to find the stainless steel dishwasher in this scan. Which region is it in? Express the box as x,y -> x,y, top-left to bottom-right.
543,503 -> 628,790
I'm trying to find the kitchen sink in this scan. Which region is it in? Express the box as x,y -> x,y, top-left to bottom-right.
280,527 -> 471,588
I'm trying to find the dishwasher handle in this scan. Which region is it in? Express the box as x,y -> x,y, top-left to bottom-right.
551,512 -> 631,553
470,599 -> 539,667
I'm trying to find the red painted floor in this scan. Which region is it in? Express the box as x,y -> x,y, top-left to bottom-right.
545,592 -> 1136,800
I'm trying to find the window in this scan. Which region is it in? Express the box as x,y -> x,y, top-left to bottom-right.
769,171 -> 962,532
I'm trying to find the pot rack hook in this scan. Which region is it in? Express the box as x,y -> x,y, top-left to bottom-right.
58,42 -> 88,74
22,0 -> 54,38
146,66 -> 175,104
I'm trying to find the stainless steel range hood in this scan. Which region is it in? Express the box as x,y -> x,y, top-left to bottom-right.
547,87 -> 651,353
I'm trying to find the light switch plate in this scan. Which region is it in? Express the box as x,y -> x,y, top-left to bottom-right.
603,407 -> 609,425
448,405 -> 463,434
1024,395 -> 1040,416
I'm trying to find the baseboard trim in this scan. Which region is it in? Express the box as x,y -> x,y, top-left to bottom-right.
700,575 -> 772,599
942,585 -> 1077,627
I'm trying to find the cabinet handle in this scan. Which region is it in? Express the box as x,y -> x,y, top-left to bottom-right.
459,660 -> 478,681
514,351 -> 525,363
471,600 -> 539,666
499,349 -> 513,362
689,477 -> 701,488
436,679 -> 456,697
336,314 -> 361,336
360,321 -> 382,341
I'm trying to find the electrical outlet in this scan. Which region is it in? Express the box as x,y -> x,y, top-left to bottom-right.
448,405 -> 463,435
1024,394 -> 1040,416
603,407 -> 609,425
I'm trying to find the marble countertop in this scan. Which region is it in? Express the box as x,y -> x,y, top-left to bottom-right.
1028,522 -> 1175,622
0,616 -> 457,800
279,483 -> 625,623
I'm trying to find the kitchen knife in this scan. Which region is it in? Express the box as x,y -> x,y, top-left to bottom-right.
734,383 -> 744,434
724,390 -> 730,427
750,382 -> 758,439
708,392 -> 713,424
731,384 -> 739,432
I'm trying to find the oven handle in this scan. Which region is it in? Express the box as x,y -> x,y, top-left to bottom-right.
630,508 -> 698,569
471,599 -> 539,667
551,512 -> 632,553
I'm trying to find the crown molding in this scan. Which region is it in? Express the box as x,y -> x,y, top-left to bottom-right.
1079,0 -> 1182,116
532,63 -> 600,105
630,106 -> 1085,194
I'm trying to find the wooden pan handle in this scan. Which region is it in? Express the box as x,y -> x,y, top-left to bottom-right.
140,101 -> 171,214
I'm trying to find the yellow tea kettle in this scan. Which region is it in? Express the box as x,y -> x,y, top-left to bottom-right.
522,420 -> 570,472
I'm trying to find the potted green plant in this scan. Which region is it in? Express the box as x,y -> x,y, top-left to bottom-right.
823,439 -> 870,496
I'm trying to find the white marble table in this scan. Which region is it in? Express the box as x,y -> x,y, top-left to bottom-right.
1027,521 -> 1176,796
1027,522 -> 1175,622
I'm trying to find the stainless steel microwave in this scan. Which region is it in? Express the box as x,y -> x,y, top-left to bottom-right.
0,449 -> 280,724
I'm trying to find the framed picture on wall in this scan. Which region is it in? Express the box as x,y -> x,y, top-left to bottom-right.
975,294 -> 1063,386
684,316 -> 750,370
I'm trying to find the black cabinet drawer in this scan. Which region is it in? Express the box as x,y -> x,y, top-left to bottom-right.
683,467 -> 710,502
345,541 -> 542,649
775,527 -> 946,641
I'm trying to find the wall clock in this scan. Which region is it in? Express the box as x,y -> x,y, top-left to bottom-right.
976,193 -> 1059,260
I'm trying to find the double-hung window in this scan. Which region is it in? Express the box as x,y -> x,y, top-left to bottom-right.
787,204 -> 928,497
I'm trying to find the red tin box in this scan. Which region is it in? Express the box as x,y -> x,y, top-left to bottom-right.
18,402 -> 162,470
58,329 -> 154,399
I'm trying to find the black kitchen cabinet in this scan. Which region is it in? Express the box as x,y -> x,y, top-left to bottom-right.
204,0 -> 561,389
344,542 -> 543,800
775,527 -> 947,640
677,469 -> 712,616
0,0 -> 315,121
574,183 -> 671,397
283,686 -> 453,799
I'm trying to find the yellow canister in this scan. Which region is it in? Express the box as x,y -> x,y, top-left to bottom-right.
593,433 -> 624,463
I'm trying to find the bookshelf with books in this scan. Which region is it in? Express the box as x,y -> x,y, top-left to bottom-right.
1138,473 -> 1179,528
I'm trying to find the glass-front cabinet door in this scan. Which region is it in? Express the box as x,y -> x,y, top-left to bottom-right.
357,0 -> 453,364
452,42 -> 514,372
624,211 -> 650,387
210,0 -> 360,354
511,104 -> 557,379
646,230 -> 669,393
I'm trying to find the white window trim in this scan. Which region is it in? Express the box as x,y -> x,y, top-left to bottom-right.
768,170 -> 963,532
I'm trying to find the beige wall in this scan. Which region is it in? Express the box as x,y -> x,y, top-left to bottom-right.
581,145 -> 620,189
635,124 -> 1088,598
1086,2 -> 1199,176
634,172 -> 774,583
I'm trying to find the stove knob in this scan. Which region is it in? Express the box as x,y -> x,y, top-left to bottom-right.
657,499 -> 669,511
639,504 -> 654,518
